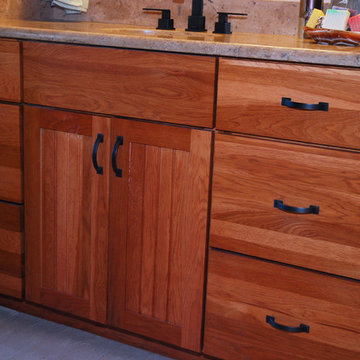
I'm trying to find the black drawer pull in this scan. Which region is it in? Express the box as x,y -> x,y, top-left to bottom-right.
112,136 -> 123,178
274,200 -> 319,215
266,315 -> 310,333
92,133 -> 104,175
281,97 -> 329,111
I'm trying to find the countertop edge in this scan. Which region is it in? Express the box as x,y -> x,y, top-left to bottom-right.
1,23 -> 360,67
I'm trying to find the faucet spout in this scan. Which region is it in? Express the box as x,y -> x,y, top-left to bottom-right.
186,0 -> 207,32
191,0 -> 203,17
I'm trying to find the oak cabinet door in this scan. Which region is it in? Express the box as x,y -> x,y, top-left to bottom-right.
108,119 -> 211,351
24,107 -> 110,323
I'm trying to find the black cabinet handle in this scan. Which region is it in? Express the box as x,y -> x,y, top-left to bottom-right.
112,136 -> 123,178
281,97 -> 329,111
92,133 -> 104,175
274,200 -> 319,215
266,315 -> 310,333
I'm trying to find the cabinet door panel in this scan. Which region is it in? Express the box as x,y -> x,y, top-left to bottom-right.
24,107 -> 110,323
108,120 -> 211,351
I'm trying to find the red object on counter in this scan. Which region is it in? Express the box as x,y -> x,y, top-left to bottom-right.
349,14 -> 360,32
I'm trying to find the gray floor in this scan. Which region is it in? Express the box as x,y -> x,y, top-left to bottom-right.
0,306 -> 171,360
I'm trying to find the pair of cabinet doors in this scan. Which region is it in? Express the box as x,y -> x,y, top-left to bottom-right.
24,106 -> 211,351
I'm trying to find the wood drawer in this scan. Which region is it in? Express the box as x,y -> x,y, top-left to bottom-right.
204,249 -> 360,360
23,42 -> 215,128
211,134 -> 360,279
0,39 -> 21,103
0,103 -> 22,203
217,59 -> 360,150
0,202 -> 23,298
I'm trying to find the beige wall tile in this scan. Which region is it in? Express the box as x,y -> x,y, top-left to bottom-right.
1,0 -> 300,36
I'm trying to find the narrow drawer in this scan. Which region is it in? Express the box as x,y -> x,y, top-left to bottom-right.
217,59 -> 360,150
204,249 -> 360,360
0,39 -> 21,102
0,104 -> 22,203
0,202 -> 23,298
23,42 -> 215,127
211,134 -> 360,279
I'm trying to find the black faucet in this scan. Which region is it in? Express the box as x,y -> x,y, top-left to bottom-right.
186,0 -> 206,32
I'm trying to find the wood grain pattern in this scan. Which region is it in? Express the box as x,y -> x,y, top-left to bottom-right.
24,106 -> 110,323
204,249 -> 360,360
217,59 -> 360,150
23,42 -> 215,128
211,134 -> 360,279
108,119 -> 211,351
0,202 -> 23,299
0,104 -> 22,203
0,39 -> 21,102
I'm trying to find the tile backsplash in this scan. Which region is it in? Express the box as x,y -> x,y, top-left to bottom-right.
1,0 -> 301,36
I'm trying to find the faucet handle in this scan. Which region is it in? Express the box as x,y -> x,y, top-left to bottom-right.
213,12 -> 248,34
143,8 -> 175,30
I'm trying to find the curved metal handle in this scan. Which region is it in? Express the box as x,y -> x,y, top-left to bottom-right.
92,133 -> 104,175
112,136 -> 123,178
274,200 -> 319,215
266,316 -> 310,333
281,97 -> 329,111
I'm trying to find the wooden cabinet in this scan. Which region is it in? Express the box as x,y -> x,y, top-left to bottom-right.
24,106 -> 110,323
24,106 -> 211,350
22,41 -> 213,350
204,249 -> 360,360
108,120 -> 211,351
205,58 -> 360,360
0,39 -> 23,299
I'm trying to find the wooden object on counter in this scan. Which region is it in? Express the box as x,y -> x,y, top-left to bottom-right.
204,249 -> 360,360
0,39 -> 21,103
24,106 -> 110,323
217,59 -> 360,150
0,202 -> 23,298
211,134 -> 360,280
23,42 -> 216,128
0,104 -> 22,203
108,119 -> 211,352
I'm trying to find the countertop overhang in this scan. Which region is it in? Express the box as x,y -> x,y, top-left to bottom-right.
1,20 -> 360,67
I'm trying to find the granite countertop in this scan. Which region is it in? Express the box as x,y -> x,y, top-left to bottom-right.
0,19 -> 360,67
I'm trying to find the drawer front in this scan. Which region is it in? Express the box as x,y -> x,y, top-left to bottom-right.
211,134 -> 360,279
0,39 -> 21,102
0,202 -> 23,298
23,42 -> 215,127
0,104 -> 22,203
204,249 -> 360,360
217,59 -> 360,150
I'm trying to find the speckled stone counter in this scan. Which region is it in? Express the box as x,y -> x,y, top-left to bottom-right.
0,19 -> 360,67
